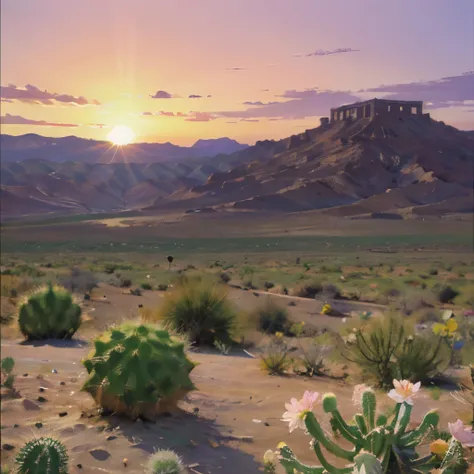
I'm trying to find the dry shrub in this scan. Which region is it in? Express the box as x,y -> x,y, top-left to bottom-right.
0,275 -> 34,298
259,337 -> 292,375
292,280 -> 322,298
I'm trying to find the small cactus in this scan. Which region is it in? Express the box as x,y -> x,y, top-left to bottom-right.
146,449 -> 185,474
81,323 -> 195,419
15,437 -> 68,474
18,283 -> 81,340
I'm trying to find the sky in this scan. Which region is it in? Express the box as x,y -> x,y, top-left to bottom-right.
1,0 -> 473,146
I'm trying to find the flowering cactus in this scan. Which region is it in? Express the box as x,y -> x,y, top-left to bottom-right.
268,380 -> 447,473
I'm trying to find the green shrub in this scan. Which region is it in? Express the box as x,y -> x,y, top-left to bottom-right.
1,357 -> 15,390
293,280 -> 322,298
146,449 -> 185,474
219,272 -> 231,284
264,281 -> 275,290
260,337 -> 292,375
119,278 -> 132,288
254,300 -> 290,335
429,268 -> 439,276
344,315 -> 445,388
18,284 -> 82,340
60,267 -> 98,294
160,278 -> 236,346
103,263 -> 117,274
141,282 -> 153,290
15,437 -> 68,474
438,286 -> 459,303
82,323 -> 195,418
294,342 -> 329,377
157,283 -> 169,291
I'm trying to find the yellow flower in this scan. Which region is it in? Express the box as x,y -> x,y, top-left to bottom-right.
275,332 -> 284,338
277,441 -> 287,450
430,439 -> 449,457
433,318 -> 457,337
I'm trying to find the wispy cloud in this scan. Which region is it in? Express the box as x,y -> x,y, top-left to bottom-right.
1,113 -> 79,127
240,118 -> 260,122
142,111 -> 154,116
88,123 -> 109,129
243,101 -> 279,106
189,94 -> 202,99
226,67 -> 246,71
0,84 -> 100,106
360,71 -> 474,109
185,112 -> 216,122
218,88 -> 360,120
294,48 -> 360,58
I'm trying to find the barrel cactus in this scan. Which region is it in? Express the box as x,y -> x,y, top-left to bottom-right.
146,449 -> 185,474
81,323 -> 195,419
18,283 -> 81,340
15,437 -> 68,474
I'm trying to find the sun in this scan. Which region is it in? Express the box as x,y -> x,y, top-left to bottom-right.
107,125 -> 136,146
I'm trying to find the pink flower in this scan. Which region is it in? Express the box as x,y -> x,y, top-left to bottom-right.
448,419 -> 474,447
388,379 -> 421,405
281,391 -> 319,432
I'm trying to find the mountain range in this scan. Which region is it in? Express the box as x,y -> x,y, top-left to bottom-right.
1,115 -> 473,220
0,134 -> 249,164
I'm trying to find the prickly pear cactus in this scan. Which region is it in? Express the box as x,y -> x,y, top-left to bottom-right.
18,283 -> 82,340
15,437 -> 68,474
82,323 -> 195,419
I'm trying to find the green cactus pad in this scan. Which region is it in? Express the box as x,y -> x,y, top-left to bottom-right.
18,284 -> 81,340
15,437 -> 68,474
82,323 -> 195,418
322,393 -> 338,413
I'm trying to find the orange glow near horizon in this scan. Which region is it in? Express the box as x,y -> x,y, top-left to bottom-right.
107,125 -> 136,146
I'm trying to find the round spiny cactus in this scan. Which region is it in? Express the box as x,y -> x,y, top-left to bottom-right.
146,449 -> 185,474
18,283 -> 81,340
15,437 -> 68,474
81,323 -> 195,419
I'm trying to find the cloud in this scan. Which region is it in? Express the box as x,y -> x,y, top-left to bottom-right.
189,94 -> 202,99
240,119 -> 260,122
1,113 -> 78,127
0,84 -> 100,106
88,123 -> 109,129
142,111 -> 153,116
294,48 -> 360,58
156,111 -> 188,117
361,72 -> 474,109
207,95 -> 212,98
226,67 -> 246,71
150,90 -> 173,99
185,112 -> 216,122
243,101 -> 279,106
1,98 -> 13,103
218,88 -> 360,120
261,89 -> 270,92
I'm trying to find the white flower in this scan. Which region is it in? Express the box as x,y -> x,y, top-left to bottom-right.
352,384 -> 371,408
281,391 -> 320,433
388,379 -> 421,405
448,419 -> 474,447
347,333 -> 357,344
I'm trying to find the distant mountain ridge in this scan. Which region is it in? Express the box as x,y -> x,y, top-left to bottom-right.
1,116 -> 473,220
0,133 -> 249,164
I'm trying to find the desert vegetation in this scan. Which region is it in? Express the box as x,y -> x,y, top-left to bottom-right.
1,237 -> 473,473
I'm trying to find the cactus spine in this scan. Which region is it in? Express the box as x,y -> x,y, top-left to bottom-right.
82,323 -> 195,419
15,437 -> 68,474
18,283 -> 81,340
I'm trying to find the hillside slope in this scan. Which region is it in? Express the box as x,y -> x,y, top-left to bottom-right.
1,116 -> 473,220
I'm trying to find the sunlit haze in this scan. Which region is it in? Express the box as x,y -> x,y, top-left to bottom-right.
1,0 -> 473,145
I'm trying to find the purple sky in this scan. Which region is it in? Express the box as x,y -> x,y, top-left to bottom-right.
1,0 -> 473,145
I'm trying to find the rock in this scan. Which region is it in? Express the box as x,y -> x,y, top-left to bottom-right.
2,444 -> 15,451
22,399 -> 40,411
35,422 -> 43,429
39,387 -> 46,392
89,448 -> 111,461
23,373 -> 28,377
60,381 -> 66,386
13,424 -> 19,428
106,435 -> 117,441
77,464 -> 82,469
37,396 -> 47,403
52,369 -> 58,374
58,411 -> 68,417
264,422 -> 270,426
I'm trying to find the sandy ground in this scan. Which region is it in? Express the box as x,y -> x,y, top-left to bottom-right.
0,286 -> 469,473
